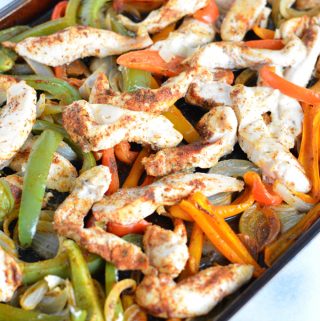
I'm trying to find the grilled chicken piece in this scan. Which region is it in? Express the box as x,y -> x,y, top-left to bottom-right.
89,68 -> 232,113
231,85 -> 310,193
62,100 -> 183,152
0,247 -> 22,302
118,0 -> 209,34
54,166 -> 148,271
5,26 -> 152,67
296,0 -> 320,9
0,75 -> 17,92
186,36 -> 307,70
143,106 -> 237,176
9,137 -> 77,192
151,17 -> 215,62
93,172 -> 243,225
135,264 -> 254,318
143,220 -> 188,278
221,0 -> 267,41
0,82 -> 36,169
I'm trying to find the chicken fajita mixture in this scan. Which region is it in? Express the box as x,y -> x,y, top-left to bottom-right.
0,0 -> 320,320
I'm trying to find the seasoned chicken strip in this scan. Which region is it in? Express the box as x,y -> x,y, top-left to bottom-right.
5,26 -> 152,67
93,172 -> 244,225
118,0 -> 209,34
9,137 -> 77,192
62,100 -> 183,152
54,166 -> 148,271
231,85 -> 310,193
135,264 -> 254,318
0,82 -> 36,169
90,68 -> 232,113
143,220 -> 188,278
221,0 -> 267,41
143,106 -> 237,176
186,36 -> 307,70
0,247 -> 22,302
151,17 -> 215,62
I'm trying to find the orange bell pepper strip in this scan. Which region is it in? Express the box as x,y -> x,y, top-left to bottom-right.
259,66 -> 320,105
102,148 -> 120,195
243,171 -> 282,206
117,50 -> 184,77
193,0 -> 219,24
252,26 -> 275,40
152,23 -> 176,43
114,142 -> 138,165
180,195 -> 263,277
122,147 -> 151,188
140,175 -> 155,186
168,204 -> 193,221
51,1 -> 68,20
245,39 -> 284,50
264,202 -> 320,266
107,220 -> 150,237
298,105 -> 320,200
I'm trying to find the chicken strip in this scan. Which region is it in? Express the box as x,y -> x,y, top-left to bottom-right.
90,67 -> 232,113
62,100 -> 183,152
143,106 -> 237,176
231,85 -> 310,193
221,0 -> 267,41
54,166 -> 148,271
93,172 -> 244,225
9,137 -> 77,192
135,264 -> 254,318
5,26 -> 152,67
186,36 -> 307,70
118,0 -> 209,34
143,220 -> 188,278
0,82 -> 36,169
0,247 -> 22,302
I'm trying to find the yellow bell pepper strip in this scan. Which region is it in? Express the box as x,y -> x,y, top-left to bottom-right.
298,105 -> 320,200
122,147 -> 151,188
265,202 -> 320,266
18,130 -> 63,247
102,148 -> 120,195
252,26 -> 275,39
152,23 -> 176,42
168,205 -> 193,221
64,240 -> 104,321
140,175 -> 155,187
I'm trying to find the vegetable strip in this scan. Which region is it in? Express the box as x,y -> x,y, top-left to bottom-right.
252,26 -> 275,40
102,148 -> 120,195
114,142 -> 138,164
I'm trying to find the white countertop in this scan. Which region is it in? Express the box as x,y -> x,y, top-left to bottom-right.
230,231 -> 320,321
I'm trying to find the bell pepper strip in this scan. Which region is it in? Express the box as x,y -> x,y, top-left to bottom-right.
0,303 -> 64,321
107,8 -> 131,36
264,202 -> 320,266
18,75 -> 81,104
65,0 -> 82,25
18,130 -> 63,247
117,50 -> 185,77
0,26 -> 30,42
0,49 -> 14,72
51,1 -> 68,20
292,191 -> 317,204
64,240 -> 104,321
140,175 -> 155,186
122,147 -> 151,188
259,65 -> 320,105
193,0 -> 219,24
180,197 -> 263,277
105,262 -> 124,321
53,65 -> 84,88
168,204 -> 193,221
102,148 -> 120,195
245,39 -> 284,50
152,23 -> 176,42
122,67 -> 151,92
107,220 -> 150,237
80,0 -> 111,28
32,120 -> 96,173
252,26 -> 275,40
243,171 -> 282,206
298,105 -> 320,200
114,142 -> 138,164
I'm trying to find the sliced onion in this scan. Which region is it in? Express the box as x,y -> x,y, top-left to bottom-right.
273,181 -> 313,212
0,230 -> 17,257
20,280 -> 48,310
56,141 -> 78,161
36,93 -> 46,117
11,63 -> 33,75
32,232 -> 59,259
208,192 -> 232,206
37,288 -> 68,314
24,58 -> 55,77
209,159 -> 261,177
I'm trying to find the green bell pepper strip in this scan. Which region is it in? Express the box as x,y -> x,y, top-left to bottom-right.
80,0 -> 111,28
21,252 -> 104,285
0,26 -> 30,42
17,75 -> 81,105
107,8 -> 131,36
0,303 -> 64,321
32,120 -> 96,173
18,130 -> 63,247
0,49 -> 14,72
0,178 -> 14,222
105,262 -> 123,321
65,0 -> 82,25
122,67 -> 151,92
64,240 -> 104,321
